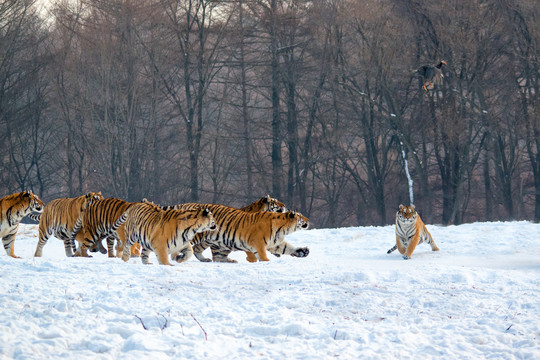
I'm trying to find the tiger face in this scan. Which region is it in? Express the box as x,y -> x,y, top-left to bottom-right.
193,208 -> 217,232
396,204 -> 417,224
289,211 -> 309,230
84,192 -> 104,209
25,190 -> 45,213
262,195 -> 287,213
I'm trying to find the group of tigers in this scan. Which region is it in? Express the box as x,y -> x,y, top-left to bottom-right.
0,191 -> 439,263
0,191 -> 310,265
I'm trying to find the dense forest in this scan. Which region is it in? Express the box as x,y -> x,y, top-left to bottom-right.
0,0 -> 538,227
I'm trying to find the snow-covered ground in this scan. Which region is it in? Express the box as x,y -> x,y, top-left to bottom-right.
1,221 -> 539,359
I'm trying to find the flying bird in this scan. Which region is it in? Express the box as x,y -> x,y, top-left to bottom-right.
415,60 -> 447,91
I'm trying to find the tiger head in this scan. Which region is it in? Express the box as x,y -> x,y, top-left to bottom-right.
242,194 -> 287,213
287,211 -> 309,230
396,204 -> 417,224
23,190 -> 45,213
83,192 -> 104,209
196,208 -> 217,232
175,207 -> 217,233
261,194 -> 287,213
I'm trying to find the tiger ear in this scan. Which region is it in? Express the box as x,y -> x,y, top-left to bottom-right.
399,204 -> 404,209
203,208 -> 210,217
263,195 -> 271,203
411,204 -> 416,210
287,211 -> 295,219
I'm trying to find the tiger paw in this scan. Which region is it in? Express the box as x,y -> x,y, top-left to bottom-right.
402,255 -> 411,260
213,257 -> 238,263
174,253 -> 188,263
291,247 -> 309,258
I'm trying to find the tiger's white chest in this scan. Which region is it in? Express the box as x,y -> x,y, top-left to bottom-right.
396,216 -> 420,244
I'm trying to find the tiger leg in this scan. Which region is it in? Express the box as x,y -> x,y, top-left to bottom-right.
75,243 -> 92,257
395,235 -> 407,255
140,248 -> 152,265
250,241 -> 270,262
211,245 -> 237,263
94,239 -> 107,254
106,237 -> 116,257
424,228 -> 439,251
2,233 -> 20,258
34,227 -> 52,257
130,243 -> 141,257
154,244 -> 173,266
268,241 -> 309,258
192,240 -> 212,262
62,239 -> 75,257
113,225 -> 128,258
404,234 -> 420,260
75,229 -> 94,257
245,251 -> 258,263
121,237 -> 134,262
173,243 -> 193,263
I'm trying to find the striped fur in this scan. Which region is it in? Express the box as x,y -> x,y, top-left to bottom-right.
119,202 -> 216,265
34,192 -> 103,257
0,191 -> 44,258
388,204 -> 439,259
77,198 -> 135,257
238,195 -> 287,213
175,204 -> 309,263
152,195 -> 288,262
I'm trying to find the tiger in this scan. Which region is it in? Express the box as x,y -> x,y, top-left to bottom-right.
33,192 -> 104,257
387,204 -> 440,259
0,190 -> 45,258
76,197 -> 136,257
238,195 -> 287,262
118,202 -> 217,265
177,204 -> 309,263
146,195 -> 288,262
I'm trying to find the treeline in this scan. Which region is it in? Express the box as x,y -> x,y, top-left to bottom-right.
0,0 -> 538,227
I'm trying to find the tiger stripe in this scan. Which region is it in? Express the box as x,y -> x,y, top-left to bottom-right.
34,192 -> 103,258
0,191 -> 44,258
175,204 -> 309,263
119,202 -> 216,265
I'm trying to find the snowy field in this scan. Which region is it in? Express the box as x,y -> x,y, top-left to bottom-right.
1,221 -> 539,360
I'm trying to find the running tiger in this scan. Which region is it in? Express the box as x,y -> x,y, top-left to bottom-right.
119,202 -> 217,265
178,205 -> 309,263
34,192 -> 104,257
0,191 -> 45,258
387,204 -> 439,259
147,195 -> 288,263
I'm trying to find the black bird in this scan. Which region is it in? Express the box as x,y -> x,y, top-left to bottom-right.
416,60 -> 446,91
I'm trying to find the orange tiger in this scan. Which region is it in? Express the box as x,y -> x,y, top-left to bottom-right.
178,205 -> 309,263
34,192 -> 103,257
0,190 -> 44,258
118,202 -> 216,265
156,195 -> 288,262
75,197 -> 135,257
387,204 -> 440,259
